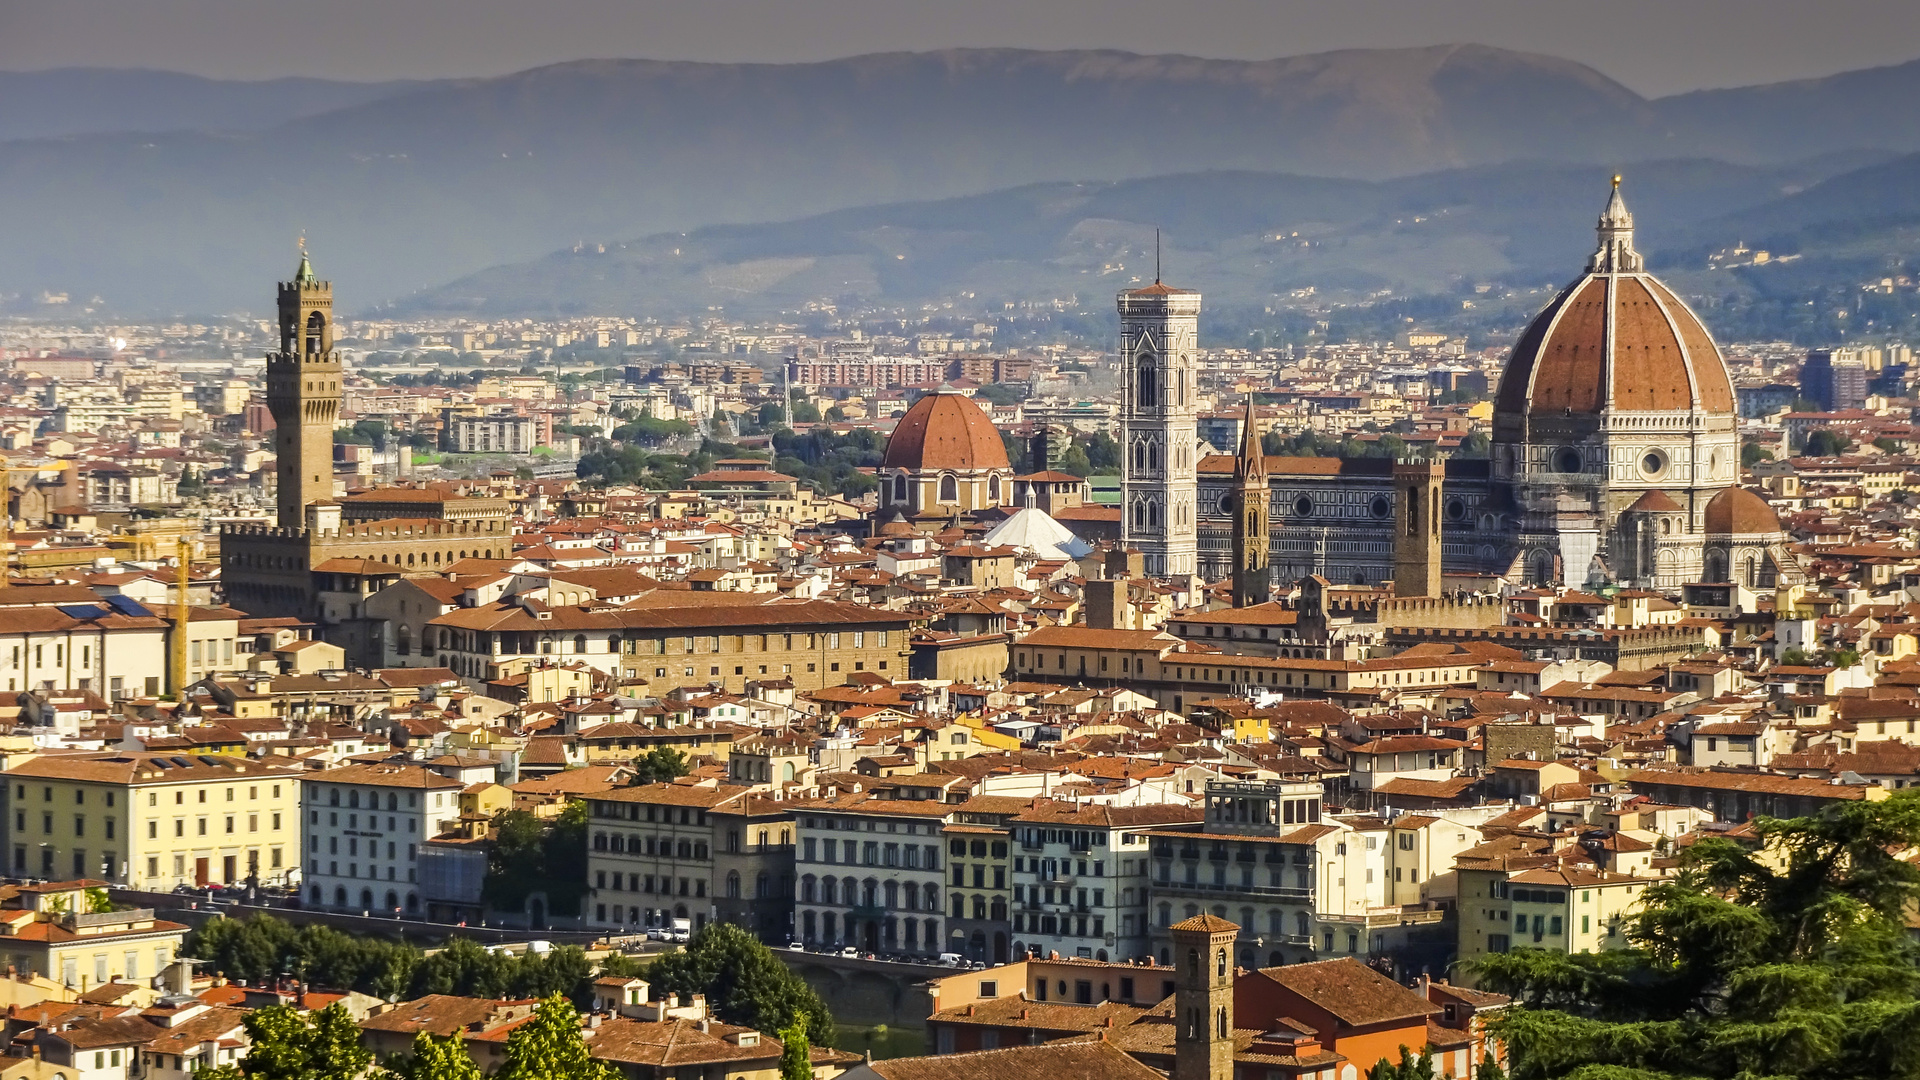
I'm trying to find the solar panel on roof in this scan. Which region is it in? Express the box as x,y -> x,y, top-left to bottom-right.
103,595 -> 151,618
152,759 -> 172,769
171,757 -> 193,769
57,604 -> 109,619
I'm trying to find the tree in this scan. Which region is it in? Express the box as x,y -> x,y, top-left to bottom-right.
481,803 -> 590,917
385,1031 -> 485,1080
1802,429 -> 1852,457
495,993 -> 620,1080
1472,789 -> 1920,1080
1741,440 -> 1774,467
1367,1047 -> 1434,1080
646,922 -> 835,1046
634,748 -> 691,785
779,1022 -> 812,1080
197,1003 -> 372,1080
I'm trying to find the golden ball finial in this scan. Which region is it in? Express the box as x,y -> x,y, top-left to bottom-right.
1612,174 -> 1622,188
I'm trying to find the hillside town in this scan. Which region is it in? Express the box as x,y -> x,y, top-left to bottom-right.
0,183 -> 1913,1080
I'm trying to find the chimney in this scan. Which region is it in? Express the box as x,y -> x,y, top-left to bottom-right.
1019,1009 -> 1029,1020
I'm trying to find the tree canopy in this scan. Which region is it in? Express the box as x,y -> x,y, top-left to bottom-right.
186,915 -> 593,1003
645,922 -> 835,1046
482,801 -> 590,917
495,994 -> 621,1080
198,1003 -> 371,1080
1472,789 -> 1920,1080
634,748 -> 692,785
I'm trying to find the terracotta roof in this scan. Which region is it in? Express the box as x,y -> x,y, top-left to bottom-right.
861,1040 -> 1163,1080
881,389 -> 1010,473
1169,913 -> 1239,933
1705,487 -> 1782,535
1251,957 -> 1438,1029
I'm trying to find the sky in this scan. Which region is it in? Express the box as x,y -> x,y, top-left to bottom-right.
1,0 -> 1918,97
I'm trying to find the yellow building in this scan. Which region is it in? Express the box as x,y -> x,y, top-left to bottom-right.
0,880 -> 189,989
3,753 -> 304,889
1455,864 -> 1655,981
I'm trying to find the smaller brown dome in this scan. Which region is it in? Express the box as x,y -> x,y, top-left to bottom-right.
1705,486 -> 1781,535
881,387 -> 1010,473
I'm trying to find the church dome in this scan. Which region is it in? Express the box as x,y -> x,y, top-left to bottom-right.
1494,180 -> 1735,421
1704,486 -> 1782,535
881,387 -> 1010,473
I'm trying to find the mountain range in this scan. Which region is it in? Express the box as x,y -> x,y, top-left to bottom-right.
5,46 -> 1920,314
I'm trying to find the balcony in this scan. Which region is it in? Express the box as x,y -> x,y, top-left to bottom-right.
1154,880 -> 1310,901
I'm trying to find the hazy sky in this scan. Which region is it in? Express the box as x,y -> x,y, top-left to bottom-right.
3,0 -> 1918,97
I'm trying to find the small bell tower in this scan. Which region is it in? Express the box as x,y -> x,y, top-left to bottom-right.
1171,914 -> 1238,1080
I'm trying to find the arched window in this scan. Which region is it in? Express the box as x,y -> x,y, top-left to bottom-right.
1187,948 -> 1199,977
1744,555 -> 1758,587
892,474 -> 907,502
1218,1006 -> 1229,1038
987,475 -> 1001,503
396,625 -> 412,657
305,310 -> 326,354
726,872 -> 740,899
801,875 -> 816,903
938,474 -> 958,502
1216,948 -> 1227,978
1137,355 -> 1158,408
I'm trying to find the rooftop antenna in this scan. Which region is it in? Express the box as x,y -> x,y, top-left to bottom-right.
1154,229 -> 1161,284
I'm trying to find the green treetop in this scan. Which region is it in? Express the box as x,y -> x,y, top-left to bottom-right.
495,993 -> 620,1080
645,922 -> 835,1046
197,1003 -> 371,1080
1474,788 -> 1920,1079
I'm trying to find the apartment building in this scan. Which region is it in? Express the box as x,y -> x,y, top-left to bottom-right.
430,599 -> 913,697
1008,800 -> 1202,963
585,782 -> 740,933
300,763 -> 463,915
447,415 -> 537,455
1456,861 -> 1656,976
2,752 -> 303,889
793,794 -> 952,956
709,794 -> 797,944
942,796 -> 1023,965
1146,780 -> 1327,968
0,880 -> 190,989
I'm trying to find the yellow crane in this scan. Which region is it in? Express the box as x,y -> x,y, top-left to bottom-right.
172,538 -> 192,703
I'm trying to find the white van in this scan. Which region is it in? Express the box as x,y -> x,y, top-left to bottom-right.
937,953 -> 965,967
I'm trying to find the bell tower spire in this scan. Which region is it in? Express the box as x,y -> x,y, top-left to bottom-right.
1231,394 -> 1270,607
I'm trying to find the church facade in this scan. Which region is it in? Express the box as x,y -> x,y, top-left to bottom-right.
1130,181 -> 1800,597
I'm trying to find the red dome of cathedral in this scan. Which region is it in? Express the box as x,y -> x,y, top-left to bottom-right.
1704,486 -> 1782,535
881,387 -> 1010,473
1494,181 -> 1735,421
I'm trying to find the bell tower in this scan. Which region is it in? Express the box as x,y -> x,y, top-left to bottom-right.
1171,914 -> 1238,1080
1118,260 -> 1200,578
268,249 -> 342,531
1393,459 -> 1445,597
1231,395 -> 1270,607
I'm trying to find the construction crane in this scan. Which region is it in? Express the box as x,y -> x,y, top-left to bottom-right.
172,538 -> 192,704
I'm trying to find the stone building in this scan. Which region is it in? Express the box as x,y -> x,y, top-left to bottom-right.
220,256 -> 514,652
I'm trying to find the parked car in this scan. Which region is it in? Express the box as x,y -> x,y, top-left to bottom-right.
838,946 -> 858,958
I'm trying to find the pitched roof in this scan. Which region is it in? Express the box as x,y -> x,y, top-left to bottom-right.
1252,958 -> 1438,1029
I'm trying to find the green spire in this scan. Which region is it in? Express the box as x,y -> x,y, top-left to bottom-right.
295,235 -> 316,283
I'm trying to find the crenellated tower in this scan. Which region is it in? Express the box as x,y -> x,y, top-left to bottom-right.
268,251 -> 342,531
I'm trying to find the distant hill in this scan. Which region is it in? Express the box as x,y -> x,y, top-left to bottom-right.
0,68 -> 425,141
393,156 -> 1883,319
6,46 -> 1920,313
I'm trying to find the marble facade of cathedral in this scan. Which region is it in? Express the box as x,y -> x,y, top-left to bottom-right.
1168,181 -> 1802,596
